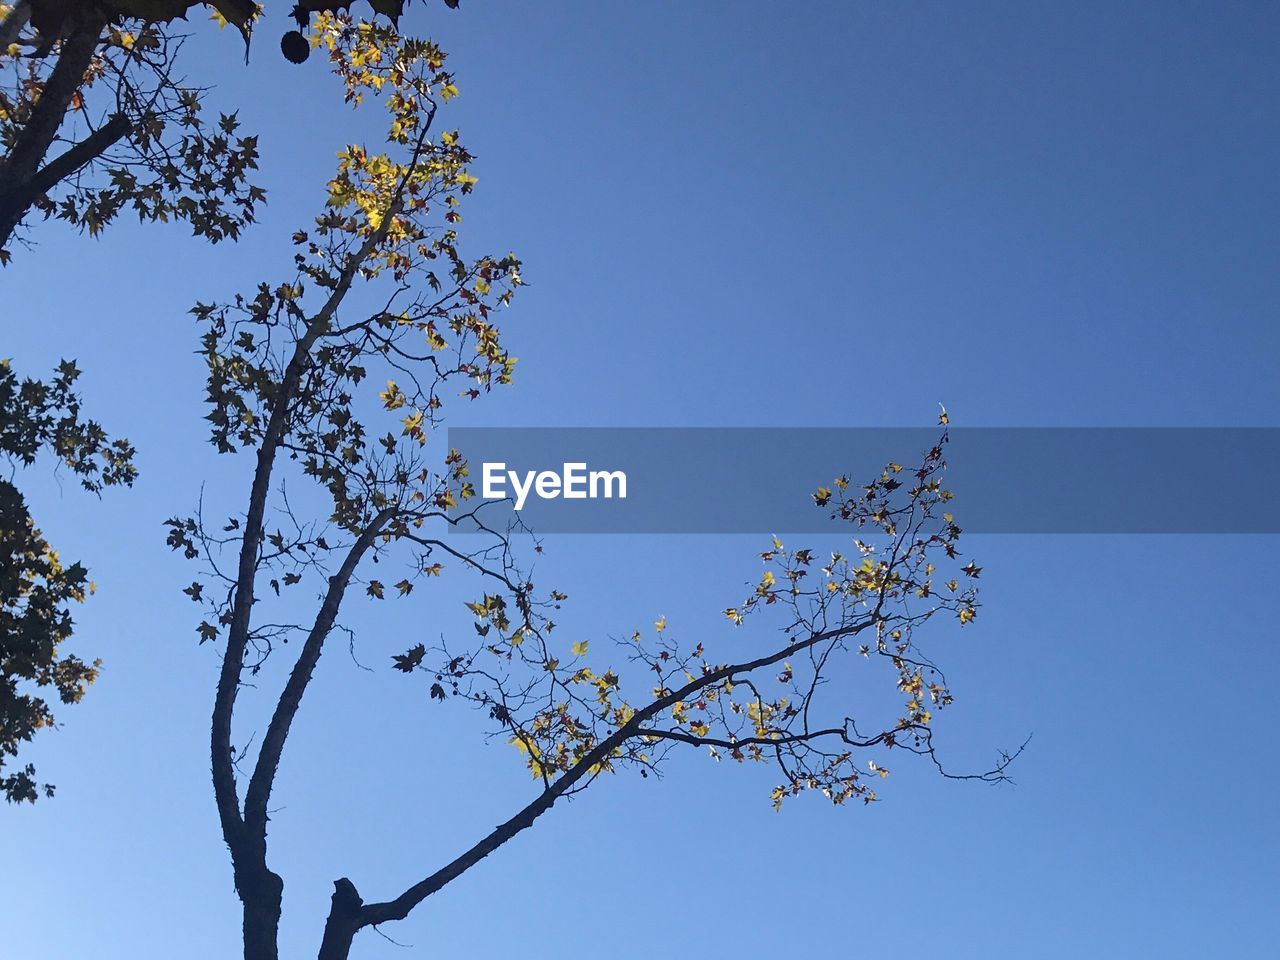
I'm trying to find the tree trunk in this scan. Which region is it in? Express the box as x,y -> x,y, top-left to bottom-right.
239,869 -> 284,960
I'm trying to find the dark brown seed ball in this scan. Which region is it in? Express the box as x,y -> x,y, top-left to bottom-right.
281,30 -> 310,64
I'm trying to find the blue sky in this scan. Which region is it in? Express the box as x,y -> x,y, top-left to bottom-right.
4,1 -> 1279,956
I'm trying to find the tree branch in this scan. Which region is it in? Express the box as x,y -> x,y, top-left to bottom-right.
22,112 -> 132,201
631,725 -> 894,752
0,0 -> 31,50
242,507 -> 396,833
0,11 -> 105,249
211,177 -> 410,863
351,617 -> 881,930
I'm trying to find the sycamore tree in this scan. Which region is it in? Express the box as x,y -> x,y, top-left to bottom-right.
0,0 -> 455,801
170,14 -> 1022,960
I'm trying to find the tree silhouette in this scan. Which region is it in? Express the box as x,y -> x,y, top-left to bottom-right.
0,0 -> 451,804
173,15 -> 1021,958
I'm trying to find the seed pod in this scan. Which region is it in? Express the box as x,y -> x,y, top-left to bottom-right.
281,30 -> 310,64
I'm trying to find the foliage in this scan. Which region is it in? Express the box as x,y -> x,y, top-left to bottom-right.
0,358 -> 135,802
170,15 -> 1017,960
0,0 -> 463,257
25,4 -> 257,44
25,3 -> 449,39
428,447 -> 989,812
165,17 -> 519,958
0,0 -> 456,810
0,3 -> 264,259
0,358 -> 137,489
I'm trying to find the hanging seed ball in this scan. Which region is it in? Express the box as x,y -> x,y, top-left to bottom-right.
281,30 -> 310,64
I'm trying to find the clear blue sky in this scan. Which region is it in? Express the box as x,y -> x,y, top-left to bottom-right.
5,2 -> 1279,957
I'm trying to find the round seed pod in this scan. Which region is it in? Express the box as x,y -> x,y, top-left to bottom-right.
281,30 -> 310,65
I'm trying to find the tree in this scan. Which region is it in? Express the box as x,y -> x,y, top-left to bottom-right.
0,0 -> 262,803
0,0 -> 267,259
0,0 -> 452,802
0,2 -> 452,258
0,358 -> 136,802
171,15 -> 1021,959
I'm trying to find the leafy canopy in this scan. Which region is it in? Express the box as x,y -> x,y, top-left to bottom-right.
0,358 -> 135,803
0,6 -> 264,258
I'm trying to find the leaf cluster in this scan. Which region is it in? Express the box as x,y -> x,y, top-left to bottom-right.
1,11 -> 264,257
0,357 -> 133,803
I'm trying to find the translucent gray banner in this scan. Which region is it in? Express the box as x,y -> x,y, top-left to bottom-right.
444,428 -> 1280,534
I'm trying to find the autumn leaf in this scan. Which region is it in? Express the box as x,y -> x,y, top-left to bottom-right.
392,644 -> 426,673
